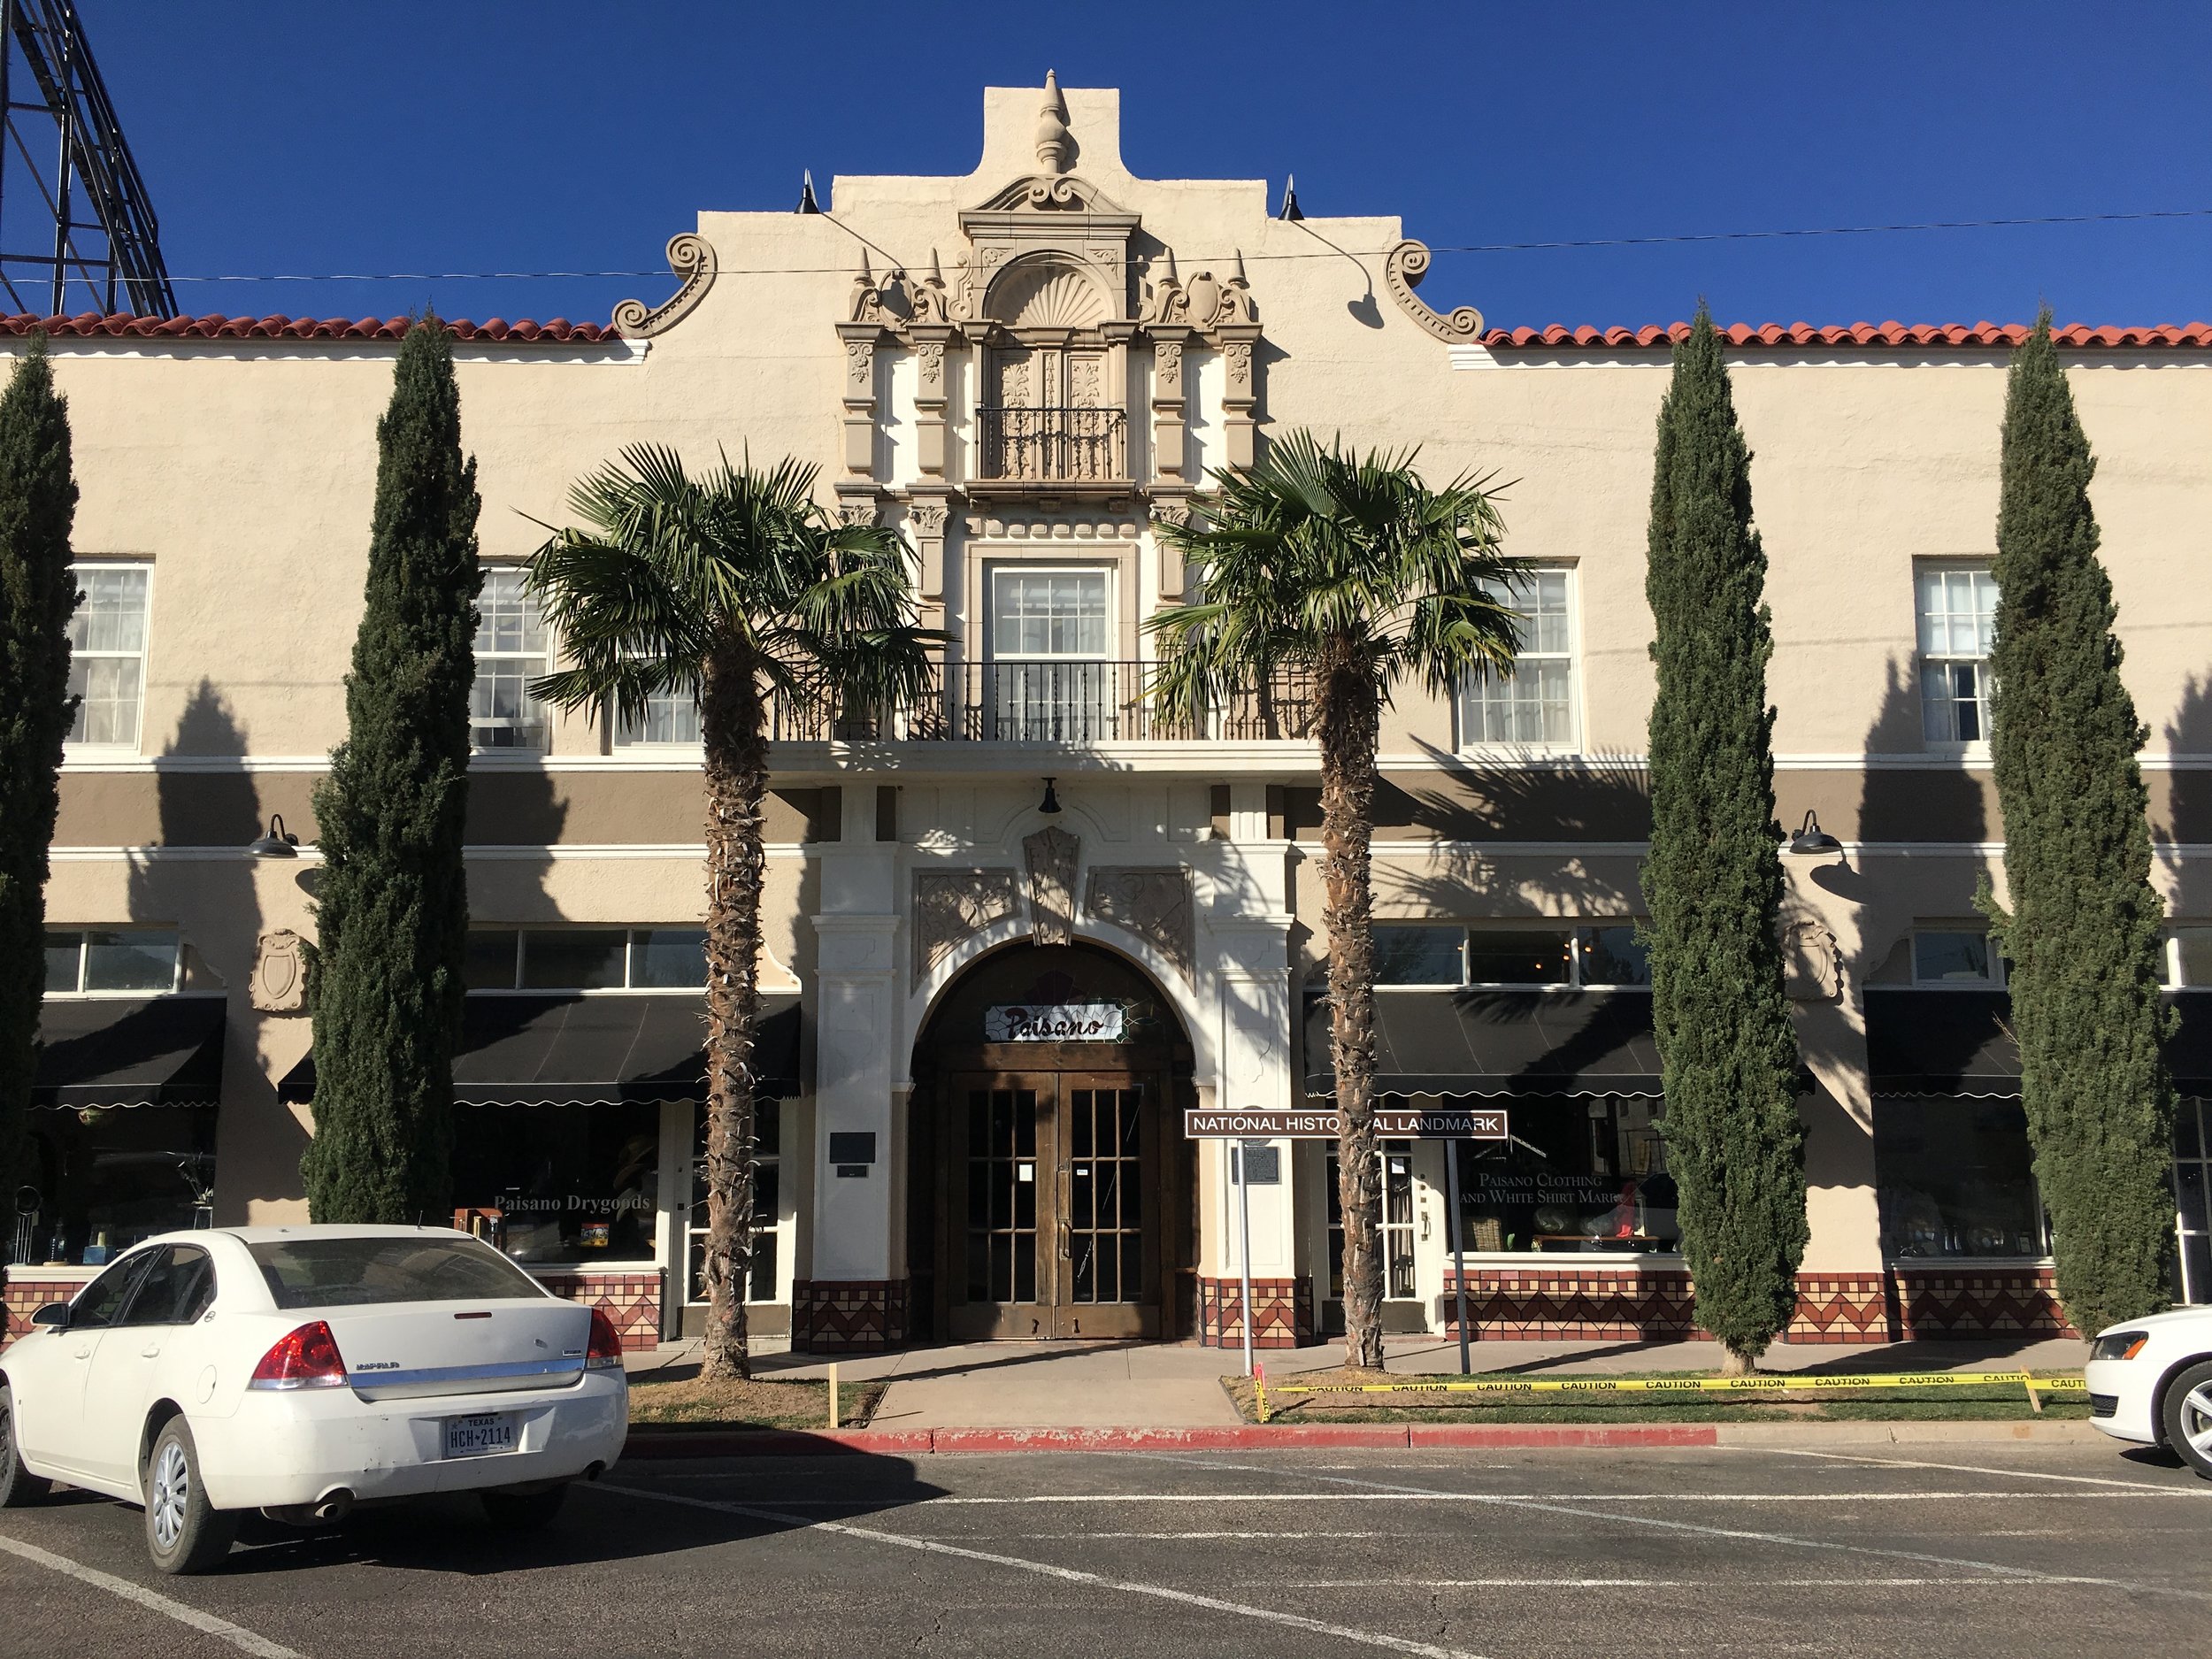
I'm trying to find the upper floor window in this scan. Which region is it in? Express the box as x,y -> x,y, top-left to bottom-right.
2166,927 -> 2212,988
616,686 -> 701,747
67,563 -> 150,749
472,569 -> 549,751
1913,929 -> 2002,987
1458,568 -> 1577,749
465,926 -> 707,992
1370,922 -> 1648,988
1917,565 -> 1998,746
987,566 -> 1113,741
44,928 -> 189,995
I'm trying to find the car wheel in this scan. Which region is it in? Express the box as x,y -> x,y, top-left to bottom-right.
0,1386 -> 51,1508
2158,1360 -> 2212,1479
480,1483 -> 568,1532
143,1419 -> 238,1574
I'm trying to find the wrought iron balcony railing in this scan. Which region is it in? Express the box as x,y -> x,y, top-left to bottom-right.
768,660 -> 1318,745
976,405 -> 1127,484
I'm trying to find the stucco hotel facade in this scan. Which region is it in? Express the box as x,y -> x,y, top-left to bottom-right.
10,81 -> 2212,1354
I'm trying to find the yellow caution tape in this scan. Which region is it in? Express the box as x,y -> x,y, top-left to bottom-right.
1249,1368 -> 2085,1424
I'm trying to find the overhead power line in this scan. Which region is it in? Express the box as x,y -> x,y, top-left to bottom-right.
99,205 -> 2212,289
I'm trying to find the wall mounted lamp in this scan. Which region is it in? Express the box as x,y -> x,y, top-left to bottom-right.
1786,809 -> 1844,859
1039,777 -> 1062,815
1278,174 -> 1303,221
247,813 -> 300,859
795,170 -> 821,214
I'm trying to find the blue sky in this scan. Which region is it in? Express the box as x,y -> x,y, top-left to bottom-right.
71,1 -> 2212,328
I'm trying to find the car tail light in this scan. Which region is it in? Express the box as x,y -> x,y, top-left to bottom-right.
586,1308 -> 624,1371
250,1320 -> 349,1390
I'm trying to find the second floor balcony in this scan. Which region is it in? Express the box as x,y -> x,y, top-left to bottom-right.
770,659 -> 1318,747
972,405 -> 1128,498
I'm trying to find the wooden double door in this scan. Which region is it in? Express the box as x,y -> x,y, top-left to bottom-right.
944,1069 -> 1162,1340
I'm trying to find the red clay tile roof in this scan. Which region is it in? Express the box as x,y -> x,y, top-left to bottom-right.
1480,320 -> 2212,349
0,311 -> 618,342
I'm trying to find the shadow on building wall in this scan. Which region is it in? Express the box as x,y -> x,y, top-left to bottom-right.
2160,672 -> 2212,921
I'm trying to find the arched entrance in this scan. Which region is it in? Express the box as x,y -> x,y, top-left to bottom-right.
907,941 -> 1194,1341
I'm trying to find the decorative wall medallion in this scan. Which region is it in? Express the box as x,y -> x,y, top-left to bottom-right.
1023,826 -> 1080,947
1085,867 -> 1194,985
250,929 -> 307,1013
1784,920 -> 1842,1002
912,869 -> 1021,988
1381,239 -> 1485,342
611,233 -> 718,339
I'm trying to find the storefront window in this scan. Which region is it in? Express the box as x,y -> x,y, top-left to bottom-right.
16,1106 -> 216,1265
449,1102 -> 661,1263
2173,1098 -> 2210,1304
687,1097 -> 781,1304
1874,1097 -> 2047,1257
1325,1140 -> 1418,1297
1446,1096 -> 1674,1252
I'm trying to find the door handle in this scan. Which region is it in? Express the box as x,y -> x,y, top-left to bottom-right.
1058,1219 -> 1071,1260
141,1344 -> 162,1359
73,1344 -> 91,1361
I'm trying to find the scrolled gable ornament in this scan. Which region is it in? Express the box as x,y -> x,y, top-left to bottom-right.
612,233 -> 718,340
1381,239 -> 1484,343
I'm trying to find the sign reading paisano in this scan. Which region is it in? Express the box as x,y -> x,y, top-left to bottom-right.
1182,1107 -> 1509,1141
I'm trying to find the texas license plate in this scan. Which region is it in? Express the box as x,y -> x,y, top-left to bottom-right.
442,1413 -> 518,1459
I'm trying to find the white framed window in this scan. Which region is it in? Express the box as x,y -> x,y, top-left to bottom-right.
1369,923 -> 1650,988
2168,928 -> 2212,988
42,928 -> 218,995
1912,929 -> 2003,987
465,926 -> 707,993
615,687 -> 702,748
66,562 -> 150,749
987,565 -> 1113,741
1916,565 -> 1998,746
472,568 -> 550,750
1458,567 -> 1577,749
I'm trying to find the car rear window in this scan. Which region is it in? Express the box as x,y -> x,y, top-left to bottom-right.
248,1236 -> 548,1310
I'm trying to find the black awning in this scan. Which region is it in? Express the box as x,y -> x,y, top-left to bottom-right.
1304,988 -> 1662,1099
279,993 -> 803,1108
34,995 -> 227,1109
1866,987 -> 2212,1099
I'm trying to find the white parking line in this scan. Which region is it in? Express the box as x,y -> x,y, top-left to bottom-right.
0,1532 -> 302,1659
657,1487 -> 2201,1504
594,1483 -> 1495,1659
1126,1455 -> 2212,1604
1742,1447 -> 2200,1492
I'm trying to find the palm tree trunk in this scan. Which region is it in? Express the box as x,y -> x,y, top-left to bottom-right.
1318,647 -> 1385,1371
699,635 -> 767,1382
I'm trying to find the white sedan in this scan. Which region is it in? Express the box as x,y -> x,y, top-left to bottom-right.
0,1225 -> 629,1573
2085,1305 -> 2212,1476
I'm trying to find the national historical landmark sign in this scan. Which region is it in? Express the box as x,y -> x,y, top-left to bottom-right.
1181,1107 -> 1508,1140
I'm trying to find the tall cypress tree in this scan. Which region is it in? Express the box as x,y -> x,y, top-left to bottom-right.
0,339 -> 80,1213
302,319 -> 481,1223
1982,314 -> 2173,1335
1642,307 -> 1806,1373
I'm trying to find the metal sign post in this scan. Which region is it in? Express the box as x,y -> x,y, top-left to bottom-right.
1234,1141 -> 1257,1379
1445,1136 -> 1471,1375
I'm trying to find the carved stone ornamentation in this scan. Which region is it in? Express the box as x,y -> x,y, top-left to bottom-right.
1222,338 -> 1253,388
912,869 -> 1022,988
1085,867 -> 1194,985
909,502 -> 949,537
915,338 -> 946,388
250,928 -> 307,1014
836,502 -> 879,529
844,337 -> 875,390
848,252 -> 893,326
1033,70 -> 1074,174
1381,240 -> 1484,342
1023,825 -> 1080,947
612,233 -> 718,339
1784,920 -> 1843,1002
1153,336 -> 1183,395
1138,247 -> 1259,334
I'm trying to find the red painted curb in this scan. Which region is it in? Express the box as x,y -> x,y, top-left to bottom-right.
621,1421 -> 1724,1456
1408,1424 -> 1719,1449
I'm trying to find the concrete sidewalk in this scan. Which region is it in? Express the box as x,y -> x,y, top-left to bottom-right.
626,1333 -> 2091,1430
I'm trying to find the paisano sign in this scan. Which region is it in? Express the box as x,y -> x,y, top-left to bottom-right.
1181,1107 -> 1508,1140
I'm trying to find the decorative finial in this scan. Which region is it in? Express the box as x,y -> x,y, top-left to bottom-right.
796,169 -> 821,214
1233,249 -> 1248,284
856,248 -> 872,282
1278,174 -> 1303,222
928,247 -> 945,285
1160,246 -> 1179,284
1035,69 -> 1073,173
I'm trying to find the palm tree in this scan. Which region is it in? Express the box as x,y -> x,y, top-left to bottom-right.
526,447 -> 932,1380
1149,431 -> 1519,1370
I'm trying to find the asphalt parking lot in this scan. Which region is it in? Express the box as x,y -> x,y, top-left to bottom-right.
2,1441 -> 2208,1658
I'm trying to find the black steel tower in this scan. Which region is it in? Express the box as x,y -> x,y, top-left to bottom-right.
0,0 -> 173,318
